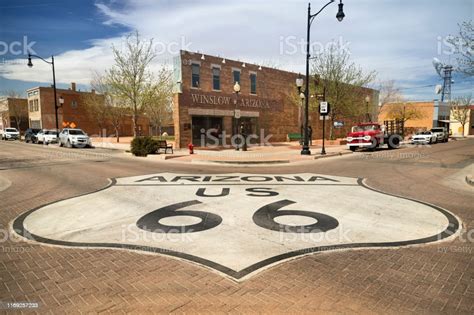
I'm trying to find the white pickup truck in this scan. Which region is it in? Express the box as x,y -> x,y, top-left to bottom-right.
1,128 -> 20,140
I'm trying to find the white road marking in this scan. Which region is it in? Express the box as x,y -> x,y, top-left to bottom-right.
18,173 -> 457,279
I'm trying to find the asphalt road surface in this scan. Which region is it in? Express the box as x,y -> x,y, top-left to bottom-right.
0,139 -> 473,314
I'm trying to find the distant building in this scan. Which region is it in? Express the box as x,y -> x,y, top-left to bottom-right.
0,97 -> 29,132
26,83 -> 150,137
378,100 -> 451,135
172,50 -> 378,148
449,105 -> 474,137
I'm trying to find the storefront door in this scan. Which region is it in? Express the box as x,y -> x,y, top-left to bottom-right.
191,116 -> 223,146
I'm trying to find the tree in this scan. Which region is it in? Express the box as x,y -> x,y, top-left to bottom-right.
447,20 -> 473,76
2,90 -> 27,134
386,100 -> 425,124
83,73 -> 130,143
106,96 -> 129,143
451,95 -> 472,136
142,68 -> 173,137
82,74 -> 109,136
311,44 -> 376,139
377,80 -> 403,110
107,31 -> 156,137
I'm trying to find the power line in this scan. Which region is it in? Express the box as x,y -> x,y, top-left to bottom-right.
399,84 -> 436,90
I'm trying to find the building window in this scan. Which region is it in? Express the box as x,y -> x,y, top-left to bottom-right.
71,100 -> 78,108
233,69 -> 240,84
250,73 -> 257,94
212,67 -> 221,90
27,90 -> 38,97
29,99 -> 39,111
192,63 -> 200,88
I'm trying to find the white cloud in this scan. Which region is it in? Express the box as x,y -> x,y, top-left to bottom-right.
1,0 -> 472,100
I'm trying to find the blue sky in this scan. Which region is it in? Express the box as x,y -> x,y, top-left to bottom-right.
0,0 -> 472,100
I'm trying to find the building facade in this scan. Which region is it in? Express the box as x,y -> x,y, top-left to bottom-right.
449,105 -> 474,136
0,97 -> 29,132
27,83 -> 150,137
378,100 -> 452,135
172,50 -> 378,148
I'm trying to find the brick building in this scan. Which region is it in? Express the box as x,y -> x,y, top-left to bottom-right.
172,50 -> 378,148
26,83 -> 150,137
0,97 -> 29,132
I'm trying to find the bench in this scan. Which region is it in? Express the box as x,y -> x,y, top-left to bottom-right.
157,140 -> 173,154
287,133 -> 302,142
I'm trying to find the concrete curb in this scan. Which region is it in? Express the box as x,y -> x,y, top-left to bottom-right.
314,151 -> 353,160
191,159 -> 291,165
465,176 -> 474,186
188,150 -> 351,165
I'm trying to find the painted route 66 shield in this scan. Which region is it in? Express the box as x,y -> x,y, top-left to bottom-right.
14,173 -> 459,280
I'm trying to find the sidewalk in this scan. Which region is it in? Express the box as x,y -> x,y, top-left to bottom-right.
90,137 -> 352,164
133,142 -> 350,164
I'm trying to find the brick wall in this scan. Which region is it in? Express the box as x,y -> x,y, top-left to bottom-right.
0,98 -> 28,132
27,85 -> 150,137
378,101 -> 435,134
175,50 -> 302,147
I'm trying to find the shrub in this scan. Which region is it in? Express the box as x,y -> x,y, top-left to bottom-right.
131,136 -> 158,157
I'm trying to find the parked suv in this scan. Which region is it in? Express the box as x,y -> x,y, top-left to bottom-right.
58,128 -> 92,148
36,129 -> 58,144
24,128 -> 41,143
430,127 -> 449,143
1,128 -> 20,140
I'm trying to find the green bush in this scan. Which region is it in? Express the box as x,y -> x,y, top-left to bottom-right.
131,136 -> 158,157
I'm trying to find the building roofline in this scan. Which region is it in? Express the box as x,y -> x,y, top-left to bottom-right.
26,86 -> 93,94
179,50 -> 379,93
383,100 -> 437,105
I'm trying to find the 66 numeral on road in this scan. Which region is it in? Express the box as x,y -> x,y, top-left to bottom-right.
136,198 -> 338,234
136,200 -> 222,233
252,199 -> 339,233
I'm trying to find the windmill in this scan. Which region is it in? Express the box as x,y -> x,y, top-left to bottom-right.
432,58 -> 453,102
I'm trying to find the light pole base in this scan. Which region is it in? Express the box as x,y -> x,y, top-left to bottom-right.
301,146 -> 311,155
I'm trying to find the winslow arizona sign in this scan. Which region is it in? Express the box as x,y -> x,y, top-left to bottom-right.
13,173 -> 459,280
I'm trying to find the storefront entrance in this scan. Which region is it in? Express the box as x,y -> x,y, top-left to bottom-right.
233,117 -> 259,144
192,116 -> 223,146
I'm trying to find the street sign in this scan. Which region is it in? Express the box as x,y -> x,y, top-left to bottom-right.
234,109 -> 241,119
319,115 -> 330,120
319,101 -> 329,115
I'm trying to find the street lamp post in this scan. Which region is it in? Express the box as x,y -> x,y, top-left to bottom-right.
27,54 -> 62,137
300,0 -> 345,155
365,95 -> 371,122
233,82 -> 241,150
299,91 -> 305,143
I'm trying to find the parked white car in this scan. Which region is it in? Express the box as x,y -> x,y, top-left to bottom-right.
1,128 -> 20,140
58,128 -> 92,148
411,131 -> 437,145
430,127 -> 449,143
35,129 -> 58,144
